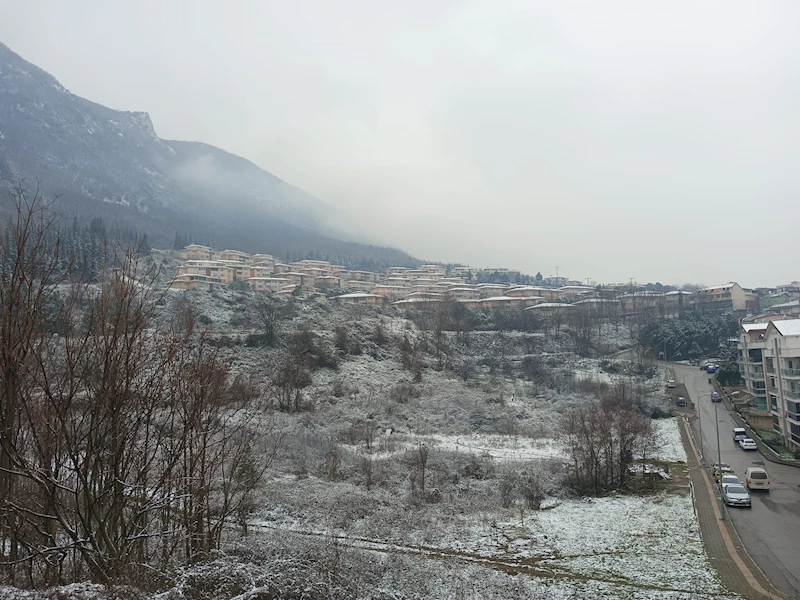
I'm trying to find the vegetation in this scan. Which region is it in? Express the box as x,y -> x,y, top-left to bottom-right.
0,186 -> 274,586
640,313 -> 738,361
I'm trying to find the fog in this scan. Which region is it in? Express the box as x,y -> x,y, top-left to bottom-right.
2,1 -> 799,286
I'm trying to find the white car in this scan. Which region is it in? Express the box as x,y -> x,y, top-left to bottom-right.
718,474 -> 741,488
744,467 -> 770,491
738,438 -> 758,451
666,380 -> 676,389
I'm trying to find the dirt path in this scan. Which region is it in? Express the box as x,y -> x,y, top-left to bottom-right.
253,519 -> 731,597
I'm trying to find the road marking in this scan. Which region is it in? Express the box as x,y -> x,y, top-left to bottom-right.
681,417 -> 777,599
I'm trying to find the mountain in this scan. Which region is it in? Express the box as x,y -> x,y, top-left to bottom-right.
0,42 -> 418,269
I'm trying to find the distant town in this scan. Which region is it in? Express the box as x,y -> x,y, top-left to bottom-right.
169,244 -> 800,319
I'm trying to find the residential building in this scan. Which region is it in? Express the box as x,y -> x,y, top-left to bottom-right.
371,285 -> 409,301
167,273 -> 223,290
183,244 -> 213,261
766,300 -> 800,316
694,282 -> 758,316
740,319 -> 800,449
315,276 -> 343,290
246,277 -> 292,293
445,287 -> 481,301
215,249 -> 250,263
335,293 -> 385,305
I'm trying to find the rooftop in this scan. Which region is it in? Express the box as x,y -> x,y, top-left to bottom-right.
772,319 -> 800,337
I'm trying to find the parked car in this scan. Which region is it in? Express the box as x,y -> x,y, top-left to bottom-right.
732,427 -> 747,442
738,438 -> 758,451
744,467 -> 770,491
711,391 -> 720,402
719,474 -> 741,488
666,380 -> 676,389
706,364 -> 717,373
721,484 -> 752,508
712,463 -> 734,483
676,396 -> 686,407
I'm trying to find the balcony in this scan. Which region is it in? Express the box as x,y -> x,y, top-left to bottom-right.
786,390 -> 800,400
788,411 -> 800,423
774,421 -> 783,433
750,356 -> 764,364
782,368 -> 800,378
750,365 -> 765,375
767,364 -> 775,374
792,432 -> 800,445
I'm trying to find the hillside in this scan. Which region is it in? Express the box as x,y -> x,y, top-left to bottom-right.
0,41 -> 418,269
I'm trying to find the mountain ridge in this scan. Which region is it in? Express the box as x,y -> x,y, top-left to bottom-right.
0,41 -> 419,269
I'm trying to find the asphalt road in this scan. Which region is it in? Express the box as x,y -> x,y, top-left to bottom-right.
675,364 -> 800,597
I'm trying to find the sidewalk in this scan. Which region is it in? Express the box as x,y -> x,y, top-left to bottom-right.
678,416 -> 786,600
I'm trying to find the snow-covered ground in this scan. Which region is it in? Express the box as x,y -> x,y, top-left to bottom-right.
253,491 -> 733,599
651,418 -> 688,463
369,416 -> 686,465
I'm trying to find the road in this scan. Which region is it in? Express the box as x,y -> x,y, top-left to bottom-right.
675,364 -> 800,598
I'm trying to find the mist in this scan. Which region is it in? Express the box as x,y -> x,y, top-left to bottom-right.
1,0 -> 798,286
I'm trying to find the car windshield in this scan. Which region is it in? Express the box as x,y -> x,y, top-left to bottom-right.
750,472 -> 768,479
721,476 -> 737,483
726,486 -> 747,494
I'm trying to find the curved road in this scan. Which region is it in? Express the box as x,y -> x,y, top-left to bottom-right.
675,364 -> 800,597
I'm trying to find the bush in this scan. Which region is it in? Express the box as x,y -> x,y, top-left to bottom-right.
388,382 -> 421,404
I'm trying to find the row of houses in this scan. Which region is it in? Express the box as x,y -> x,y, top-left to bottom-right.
167,245 -> 602,306
738,317 -> 800,451
168,247 -> 790,321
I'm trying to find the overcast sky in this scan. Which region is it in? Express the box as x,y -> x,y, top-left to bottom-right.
1,1 -> 799,286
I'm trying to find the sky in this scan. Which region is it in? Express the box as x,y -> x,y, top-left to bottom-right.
1,1 -> 799,287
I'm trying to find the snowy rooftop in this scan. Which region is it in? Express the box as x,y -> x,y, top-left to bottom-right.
771,299 -> 800,310
773,319 -> 800,336
742,323 -> 769,332
525,302 -> 573,309
699,282 -> 736,292
336,293 -> 381,299
573,298 -> 617,305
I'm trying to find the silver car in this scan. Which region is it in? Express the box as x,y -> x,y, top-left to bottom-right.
721,484 -> 752,508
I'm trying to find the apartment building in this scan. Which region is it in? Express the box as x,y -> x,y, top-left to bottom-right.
216,249 -> 250,263
315,276 -> 342,290
335,293 -> 385,305
246,277 -> 292,293
168,273 -> 224,290
739,318 -> 800,448
694,282 -> 758,316
183,244 -> 214,261
371,285 -> 409,301
445,287 -> 481,301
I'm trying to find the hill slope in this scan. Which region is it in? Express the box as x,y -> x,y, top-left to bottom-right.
0,42 -> 418,268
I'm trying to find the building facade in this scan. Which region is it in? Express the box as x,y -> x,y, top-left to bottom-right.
739,318 -> 800,448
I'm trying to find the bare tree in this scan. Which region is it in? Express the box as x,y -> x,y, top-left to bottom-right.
0,190 -> 277,586
250,295 -> 285,344
562,392 -> 652,495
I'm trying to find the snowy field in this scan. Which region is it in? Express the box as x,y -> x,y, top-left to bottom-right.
650,417 -> 688,463
374,416 -> 687,465
253,491 -> 733,600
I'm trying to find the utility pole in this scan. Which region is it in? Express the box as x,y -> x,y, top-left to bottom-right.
555,266 -> 560,279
